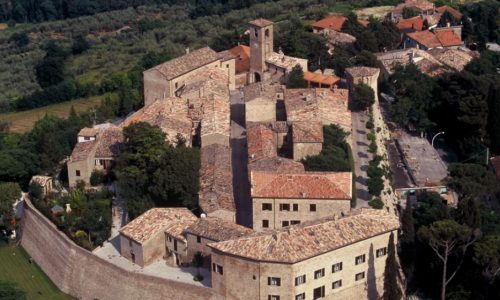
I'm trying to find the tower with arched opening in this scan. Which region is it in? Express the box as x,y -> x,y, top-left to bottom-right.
248,18 -> 274,83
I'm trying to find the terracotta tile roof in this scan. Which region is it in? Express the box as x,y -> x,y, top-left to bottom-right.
266,51 -> 308,71
229,45 -> 250,74
120,208 -> 197,244
303,71 -> 340,86
436,5 -> 463,20
244,81 -> 285,103
69,140 -> 97,162
324,30 -> 356,46
78,127 -> 99,137
285,88 -> 351,130
271,121 -> 290,133
435,29 -> 462,47
30,175 -> 51,187
208,209 -> 400,263
184,217 -> 253,242
345,66 -> 380,78
95,126 -> 123,158
427,48 -> 476,71
248,157 -> 305,174
407,30 -> 442,48
292,121 -> 323,143
397,16 -> 424,31
217,50 -> 236,62
247,123 -> 277,162
312,15 -> 347,31
145,47 -> 220,80
251,171 -> 352,200
249,18 -> 273,27
121,98 -> 193,145
375,48 -> 447,77
199,144 -> 235,214
490,156 -> 500,182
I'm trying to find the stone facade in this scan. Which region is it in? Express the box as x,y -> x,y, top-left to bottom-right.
252,197 -> 351,231
246,97 -> 276,124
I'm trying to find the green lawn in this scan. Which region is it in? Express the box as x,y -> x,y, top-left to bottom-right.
0,245 -> 73,300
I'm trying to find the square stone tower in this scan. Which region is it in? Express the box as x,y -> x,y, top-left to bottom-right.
248,18 -> 274,83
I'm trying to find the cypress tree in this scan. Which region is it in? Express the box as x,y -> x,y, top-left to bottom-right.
383,232 -> 403,300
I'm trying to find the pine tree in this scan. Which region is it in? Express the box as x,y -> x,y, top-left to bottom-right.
286,65 -> 307,88
383,232 -> 403,300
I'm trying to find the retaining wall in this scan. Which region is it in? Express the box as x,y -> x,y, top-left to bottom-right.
20,199 -> 220,300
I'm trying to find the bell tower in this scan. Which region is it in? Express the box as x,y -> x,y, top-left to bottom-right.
248,18 -> 274,83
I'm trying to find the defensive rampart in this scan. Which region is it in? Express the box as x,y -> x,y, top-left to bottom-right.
20,199 -> 220,300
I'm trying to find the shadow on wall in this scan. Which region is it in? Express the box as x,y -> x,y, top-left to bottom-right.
367,243 -> 379,300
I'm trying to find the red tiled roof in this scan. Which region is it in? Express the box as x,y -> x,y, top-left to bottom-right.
436,5 -> 463,20
247,123 -> 276,162
251,171 -> 352,200
312,15 -> 347,31
229,45 -> 250,74
397,16 -> 424,31
407,31 -> 442,48
435,29 -> 462,47
208,209 -> 400,263
292,121 -> 324,143
303,71 -> 340,86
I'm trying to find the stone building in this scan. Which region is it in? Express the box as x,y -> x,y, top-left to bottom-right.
143,47 -> 235,107
390,0 -> 435,22
248,19 -> 308,84
250,171 -> 352,231
67,124 -> 123,187
183,217 -> 253,264
284,88 -> 351,132
345,67 -> 380,97
119,208 -> 197,267
208,209 -> 400,300
292,121 -> 324,161
199,144 -> 236,223
245,97 -> 277,125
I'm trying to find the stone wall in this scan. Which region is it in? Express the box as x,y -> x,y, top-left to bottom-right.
20,199 -> 220,300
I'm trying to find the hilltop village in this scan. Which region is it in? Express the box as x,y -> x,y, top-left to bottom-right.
3,0 -> 499,299
62,17 -> 404,299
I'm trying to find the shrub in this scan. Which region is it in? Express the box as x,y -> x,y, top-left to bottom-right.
90,170 -> 106,186
28,182 -> 43,200
369,198 -> 384,209
367,176 -> 384,196
366,120 -> 374,129
368,140 -> 378,154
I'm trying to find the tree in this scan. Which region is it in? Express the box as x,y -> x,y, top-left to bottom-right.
0,281 -> 26,300
445,163 -> 498,198
351,83 -> 375,111
456,197 -> 481,230
71,35 -> 90,54
287,65 -> 307,88
414,192 -> 448,228
473,235 -> 500,283
35,40 -> 68,88
0,183 -> 21,230
402,7 -> 419,19
400,204 -> 416,280
8,32 -> 29,47
418,220 -> 479,300
383,232 -> 403,300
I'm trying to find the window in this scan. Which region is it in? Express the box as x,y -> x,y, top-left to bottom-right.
213,264 -> 223,275
167,236 -> 172,242
291,220 -> 301,225
332,280 -> 342,289
332,262 -> 343,273
355,272 -> 365,281
310,204 -> 316,212
268,296 -> 280,300
262,203 -> 272,211
313,286 -> 325,300
355,254 -> 366,265
262,220 -> 269,228
376,247 -> 387,257
84,136 -> 90,141
268,277 -> 281,286
196,236 -> 201,243
295,274 -> 306,286
174,240 -> 178,251
226,64 -> 229,68
314,268 -> 325,279
282,221 -> 290,227
279,203 -> 290,211
295,293 -> 305,300
293,204 -> 298,211
75,170 -> 81,177
175,82 -> 178,89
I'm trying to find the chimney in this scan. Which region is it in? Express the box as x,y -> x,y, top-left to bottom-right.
186,48 -> 190,54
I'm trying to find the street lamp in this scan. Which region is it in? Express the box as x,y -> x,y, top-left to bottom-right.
431,131 -> 445,148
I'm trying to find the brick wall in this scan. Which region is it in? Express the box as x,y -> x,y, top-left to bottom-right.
20,199 -> 220,300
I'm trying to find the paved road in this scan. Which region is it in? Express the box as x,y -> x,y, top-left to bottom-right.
351,110 -> 372,208
229,90 -> 252,227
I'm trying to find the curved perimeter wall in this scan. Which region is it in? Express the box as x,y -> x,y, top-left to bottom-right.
20,199 -> 220,300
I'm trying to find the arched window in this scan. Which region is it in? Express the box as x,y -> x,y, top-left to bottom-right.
265,29 -> 270,37
254,72 -> 261,82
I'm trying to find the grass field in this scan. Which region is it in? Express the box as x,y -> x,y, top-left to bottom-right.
0,96 -> 103,133
0,245 -> 73,300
